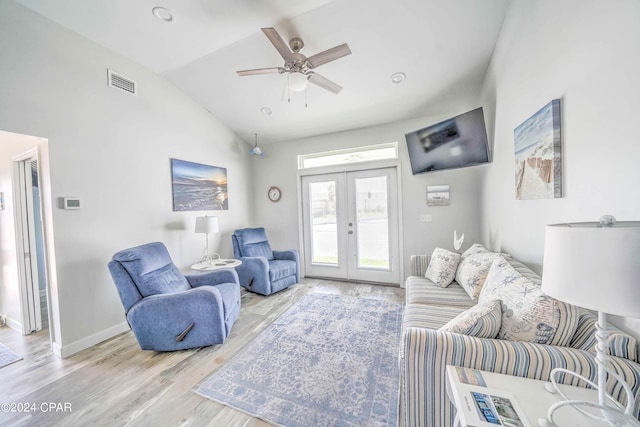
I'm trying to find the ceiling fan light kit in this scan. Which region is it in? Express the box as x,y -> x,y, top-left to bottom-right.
237,27 -> 352,102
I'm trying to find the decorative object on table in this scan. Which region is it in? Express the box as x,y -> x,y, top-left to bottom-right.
195,215 -> 220,264
108,242 -> 241,351
514,99 -> 562,200
427,184 -> 450,206
0,342 -> 22,369
250,133 -> 264,157
540,216 -> 640,426
267,186 -> 281,202
196,292 -> 402,427
231,227 -> 299,296
453,230 -> 464,252
171,158 -> 228,211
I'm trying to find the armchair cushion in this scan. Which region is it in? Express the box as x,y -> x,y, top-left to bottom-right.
138,263 -> 190,297
233,228 -> 275,260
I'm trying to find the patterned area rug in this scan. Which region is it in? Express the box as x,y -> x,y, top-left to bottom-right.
196,292 -> 403,427
0,342 -> 22,369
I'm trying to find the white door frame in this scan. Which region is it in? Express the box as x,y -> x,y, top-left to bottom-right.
298,160 -> 403,284
12,148 -> 45,334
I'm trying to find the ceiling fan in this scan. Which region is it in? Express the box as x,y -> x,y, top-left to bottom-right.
237,28 -> 352,94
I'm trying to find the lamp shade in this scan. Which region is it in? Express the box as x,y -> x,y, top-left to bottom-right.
194,216 -> 219,234
541,221 -> 640,317
288,72 -> 308,92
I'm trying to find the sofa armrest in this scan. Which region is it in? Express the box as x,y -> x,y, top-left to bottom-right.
126,287 -> 226,351
185,268 -> 239,288
410,254 -> 430,277
402,327 -> 640,427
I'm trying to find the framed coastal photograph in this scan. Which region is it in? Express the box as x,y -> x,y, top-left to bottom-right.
427,185 -> 450,206
513,99 -> 562,200
171,158 -> 228,211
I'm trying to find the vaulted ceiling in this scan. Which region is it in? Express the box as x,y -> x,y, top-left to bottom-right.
16,0 -> 509,144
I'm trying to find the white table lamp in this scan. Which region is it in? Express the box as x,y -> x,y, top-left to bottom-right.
540,216 -> 640,426
195,215 -> 219,264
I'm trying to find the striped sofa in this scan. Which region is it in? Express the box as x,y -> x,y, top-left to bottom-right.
401,253 -> 640,427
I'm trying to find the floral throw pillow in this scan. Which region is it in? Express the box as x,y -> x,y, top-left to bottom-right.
455,252 -> 501,301
478,256 -> 578,346
425,247 -> 461,288
460,243 -> 490,258
440,299 -> 502,338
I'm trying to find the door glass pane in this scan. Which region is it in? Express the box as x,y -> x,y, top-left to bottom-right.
355,176 -> 389,269
309,181 -> 338,265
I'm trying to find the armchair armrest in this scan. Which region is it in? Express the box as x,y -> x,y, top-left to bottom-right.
273,249 -> 298,262
126,287 -> 226,351
185,268 -> 239,288
273,249 -> 299,281
402,327 -> 640,427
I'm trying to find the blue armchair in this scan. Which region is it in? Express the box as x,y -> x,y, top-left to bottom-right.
108,242 -> 240,351
232,227 -> 299,296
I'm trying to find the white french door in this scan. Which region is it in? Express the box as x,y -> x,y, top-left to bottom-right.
301,167 -> 400,284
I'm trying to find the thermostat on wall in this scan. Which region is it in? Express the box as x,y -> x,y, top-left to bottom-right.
62,197 -> 81,210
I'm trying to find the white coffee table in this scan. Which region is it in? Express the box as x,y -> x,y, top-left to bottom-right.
190,259 -> 241,271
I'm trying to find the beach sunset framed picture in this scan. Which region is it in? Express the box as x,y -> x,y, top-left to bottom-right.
514,99 -> 562,200
171,158 -> 228,211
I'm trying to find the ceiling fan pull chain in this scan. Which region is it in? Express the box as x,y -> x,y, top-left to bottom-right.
305,86 -> 308,108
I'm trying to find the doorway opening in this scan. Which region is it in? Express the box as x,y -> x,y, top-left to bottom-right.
0,130 -> 56,355
13,150 -> 48,334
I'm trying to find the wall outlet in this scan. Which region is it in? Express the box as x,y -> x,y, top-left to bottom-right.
420,214 -> 433,222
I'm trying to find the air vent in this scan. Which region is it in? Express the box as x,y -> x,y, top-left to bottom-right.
107,69 -> 137,95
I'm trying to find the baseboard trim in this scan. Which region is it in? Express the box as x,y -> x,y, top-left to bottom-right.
58,321 -> 130,358
4,316 -> 22,332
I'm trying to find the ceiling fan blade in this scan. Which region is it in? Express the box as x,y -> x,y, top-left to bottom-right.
306,43 -> 352,69
262,28 -> 294,62
237,67 -> 284,76
308,73 -> 343,94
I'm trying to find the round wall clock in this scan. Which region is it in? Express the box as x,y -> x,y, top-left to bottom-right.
268,186 -> 281,202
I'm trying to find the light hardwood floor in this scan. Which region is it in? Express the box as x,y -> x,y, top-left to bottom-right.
0,278 -> 404,426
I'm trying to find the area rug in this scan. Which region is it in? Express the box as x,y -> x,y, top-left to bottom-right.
196,292 -> 403,427
0,342 -> 22,369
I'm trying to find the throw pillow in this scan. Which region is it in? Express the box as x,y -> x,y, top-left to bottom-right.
478,256 -> 579,346
461,243 -> 490,258
455,252 -> 501,301
425,247 -> 461,288
440,299 -> 502,338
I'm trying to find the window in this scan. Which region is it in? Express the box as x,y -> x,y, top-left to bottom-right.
298,142 -> 398,170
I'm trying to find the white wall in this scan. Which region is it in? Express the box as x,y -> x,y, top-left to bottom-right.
0,1 -> 254,356
252,115 -> 487,281
480,0 -> 640,336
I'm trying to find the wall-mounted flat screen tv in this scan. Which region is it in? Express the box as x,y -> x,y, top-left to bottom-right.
405,107 -> 490,175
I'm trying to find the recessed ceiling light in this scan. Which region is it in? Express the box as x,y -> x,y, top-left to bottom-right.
260,107 -> 272,115
152,7 -> 174,22
391,72 -> 406,84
